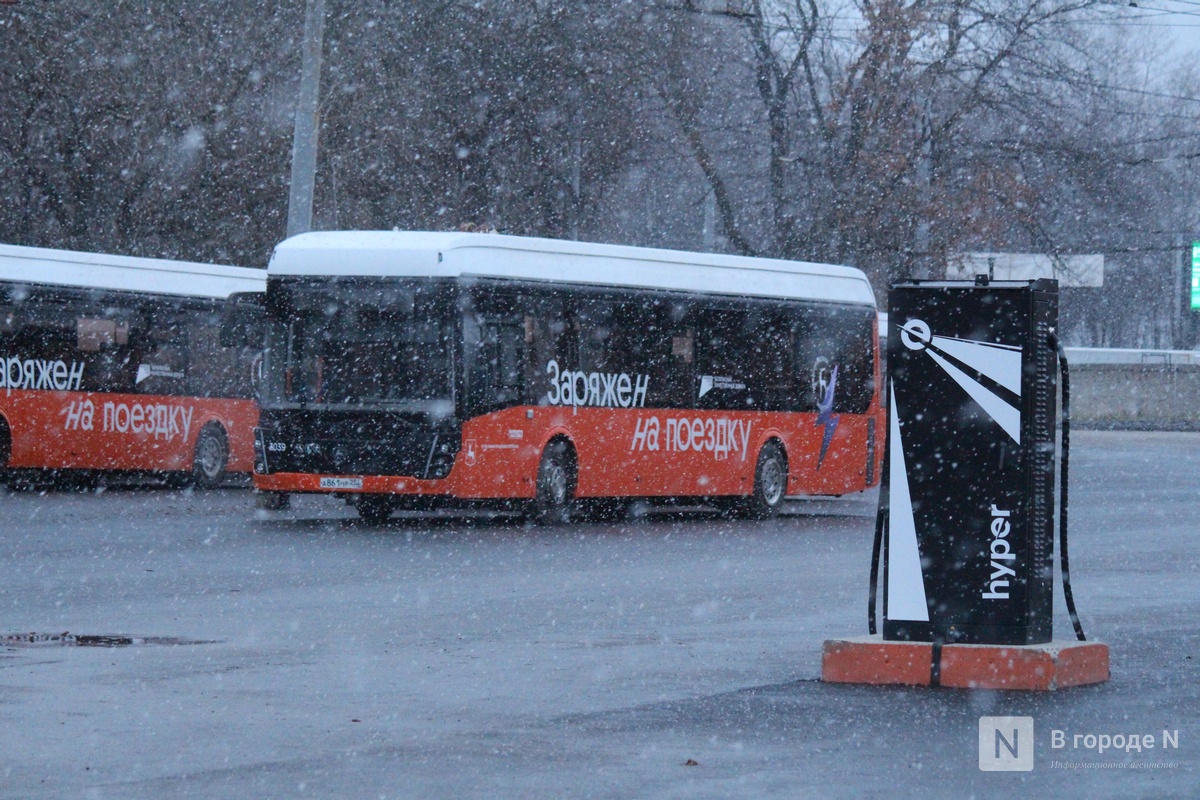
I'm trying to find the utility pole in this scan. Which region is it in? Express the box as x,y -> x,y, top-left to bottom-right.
570,118 -> 581,241
702,189 -> 716,251
1174,235 -> 1184,349
913,95 -> 933,278
286,0 -> 327,238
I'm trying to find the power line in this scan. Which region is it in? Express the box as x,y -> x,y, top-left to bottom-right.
1072,77 -> 1200,104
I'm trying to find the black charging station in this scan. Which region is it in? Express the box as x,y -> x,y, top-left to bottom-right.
880,278 -> 1061,646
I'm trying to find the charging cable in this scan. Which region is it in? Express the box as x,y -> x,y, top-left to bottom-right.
1051,334 -> 1087,641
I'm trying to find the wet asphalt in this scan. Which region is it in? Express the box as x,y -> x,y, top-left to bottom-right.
1,430 -> 1197,799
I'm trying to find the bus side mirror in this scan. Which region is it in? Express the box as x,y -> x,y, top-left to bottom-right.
220,293 -> 265,348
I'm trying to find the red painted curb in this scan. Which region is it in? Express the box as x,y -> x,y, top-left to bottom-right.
821,637 -> 1109,691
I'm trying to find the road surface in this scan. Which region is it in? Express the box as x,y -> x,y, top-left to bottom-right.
1,431 -> 1197,798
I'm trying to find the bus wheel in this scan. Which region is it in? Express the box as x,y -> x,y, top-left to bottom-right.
192,424 -> 229,489
0,417 -> 10,469
0,417 -> 10,488
745,440 -> 788,519
255,491 -> 291,511
357,495 -> 394,525
533,439 -> 576,525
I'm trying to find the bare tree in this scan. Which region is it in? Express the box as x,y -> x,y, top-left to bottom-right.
3,0 -> 1197,348
658,0 -> 1135,289
0,1 -> 299,265
315,0 -> 658,239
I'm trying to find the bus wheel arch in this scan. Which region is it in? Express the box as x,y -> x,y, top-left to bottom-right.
192,422 -> 229,488
746,437 -> 788,519
533,436 -> 577,525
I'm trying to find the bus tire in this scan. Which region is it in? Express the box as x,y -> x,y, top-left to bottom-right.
533,439 -> 576,525
192,423 -> 229,489
745,440 -> 788,519
0,416 -> 10,469
357,495 -> 394,525
255,490 -> 291,511
0,416 -> 10,487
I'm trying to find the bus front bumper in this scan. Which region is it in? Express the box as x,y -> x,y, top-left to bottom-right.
253,472 -> 451,496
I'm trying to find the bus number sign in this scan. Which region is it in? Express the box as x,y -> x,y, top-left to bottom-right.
320,477 -> 363,490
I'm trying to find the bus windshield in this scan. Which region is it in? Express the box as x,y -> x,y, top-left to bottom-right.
262,279 -> 454,414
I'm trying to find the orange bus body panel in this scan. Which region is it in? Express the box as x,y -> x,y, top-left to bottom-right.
254,401 -> 885,500
1,389 -> 257,473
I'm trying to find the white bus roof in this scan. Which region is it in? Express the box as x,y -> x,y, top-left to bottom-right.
0,243 -> 265,300
268,231 -> 878,307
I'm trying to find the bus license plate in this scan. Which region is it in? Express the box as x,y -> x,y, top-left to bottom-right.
320,477 -> 363,490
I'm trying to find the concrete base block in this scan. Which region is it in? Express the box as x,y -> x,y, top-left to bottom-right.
822,636 -> 1109,690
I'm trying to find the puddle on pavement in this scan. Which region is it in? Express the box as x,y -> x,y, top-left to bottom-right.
2,632 -> 218,648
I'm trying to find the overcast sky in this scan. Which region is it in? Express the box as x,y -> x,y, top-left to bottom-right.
1126,0 -> 1200,54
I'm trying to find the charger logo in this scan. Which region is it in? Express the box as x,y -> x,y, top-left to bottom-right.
899,318 -> 1023,443
813,360 -> 839,469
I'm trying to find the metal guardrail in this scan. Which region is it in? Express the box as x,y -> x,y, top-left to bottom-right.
1065,350 -> 1200,431
1063,348 -> 1200,367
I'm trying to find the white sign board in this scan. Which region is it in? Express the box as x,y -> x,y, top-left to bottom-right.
946,252 -> 1103,287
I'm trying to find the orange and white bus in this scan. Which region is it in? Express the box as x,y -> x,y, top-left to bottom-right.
252,231 -> 884,523
0,244 -> 264,487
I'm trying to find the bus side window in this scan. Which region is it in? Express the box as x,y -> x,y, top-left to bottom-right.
4,304 -> 76,382
76,311 -> 139,393
525,292 -> 565,405
833,308 -> 876,414
795,304 -> 875,414
666,326 -> 695,409
623,299 -> 691,409
745,309 -> 794,411
794,305 -> 826,413
188,311 -> 256,399
471,316 -> 525,413
77,317 -> 129,352
576,299 -> 616,375
695,307 -> 752,410
135,308 -> 189,396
